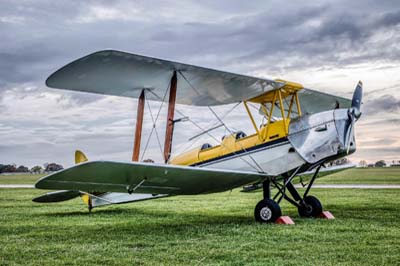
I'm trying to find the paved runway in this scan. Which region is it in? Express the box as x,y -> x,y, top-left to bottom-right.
1,184 -> 400,189
0,184 -> 35,188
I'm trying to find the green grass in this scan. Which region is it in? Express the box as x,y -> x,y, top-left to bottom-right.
316,168 -> 400,184
1,187 -> 400,265
1,168 -> 400,186
0,174 -> 44,184
1,168 -> 400,265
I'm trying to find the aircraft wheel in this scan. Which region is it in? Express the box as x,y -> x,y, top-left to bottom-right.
254,199 -> 282,223
298,195 -> 322,218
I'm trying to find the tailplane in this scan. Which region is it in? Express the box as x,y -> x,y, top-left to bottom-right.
34,150 -> 169,211
33,150 -> 89,206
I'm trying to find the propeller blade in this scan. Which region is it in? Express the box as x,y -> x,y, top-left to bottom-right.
344,81 -> 364,154
345,117 -> 355,154
351,81 -> 363,118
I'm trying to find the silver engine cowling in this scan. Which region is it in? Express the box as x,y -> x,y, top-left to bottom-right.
287,81 -> 362,164
287,108 -> 355,164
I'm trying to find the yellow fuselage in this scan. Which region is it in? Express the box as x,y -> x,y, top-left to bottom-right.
170,119 -> 290,166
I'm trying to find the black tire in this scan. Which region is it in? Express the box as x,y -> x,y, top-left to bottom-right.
254,199 -> 282,223
298,195 -> 323,218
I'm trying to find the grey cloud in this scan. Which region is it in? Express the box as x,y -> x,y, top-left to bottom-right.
359,118 -> 400,126
61,91 -> 105,106
1,1 -> 399,90
378,10 -> 400,27
354,146 -> 400,159
364,83 -> 400,97
364,94 -> 400,114
359,138 -> 398,146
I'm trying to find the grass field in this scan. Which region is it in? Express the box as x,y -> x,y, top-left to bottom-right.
317,168 -> 400,184
0,169 -> 399,265
0,174 -> 44,184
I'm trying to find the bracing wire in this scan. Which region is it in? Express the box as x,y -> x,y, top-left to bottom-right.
177,71 -> 265,173
207,106 -> 265,173
181,101 -> 240,154
189,101 -> 242,140
140,98 -> 164,161
139,85 -> 170,161
146,89 -> 262,172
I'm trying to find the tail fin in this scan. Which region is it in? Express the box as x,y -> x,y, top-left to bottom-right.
75,150 -> 88,164
74,150 -> 92,211
33,150 -> 93,210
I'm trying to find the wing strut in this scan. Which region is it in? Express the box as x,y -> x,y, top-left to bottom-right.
164,71 -> 177,163
132,89 -> 145,161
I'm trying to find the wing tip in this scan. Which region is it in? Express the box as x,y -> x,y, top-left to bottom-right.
45,49 -> 124,89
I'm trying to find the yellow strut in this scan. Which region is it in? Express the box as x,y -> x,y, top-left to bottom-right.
295,92 -> 302,116
287,94 -> 295,119
243,101 -> 260,137
277,90 -> 287,135
263,90 -> 278,140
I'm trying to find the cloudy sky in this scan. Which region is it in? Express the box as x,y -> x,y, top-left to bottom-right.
1,0 -> 399,168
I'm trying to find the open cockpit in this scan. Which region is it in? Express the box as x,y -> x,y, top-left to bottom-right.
169,80 -> 304,166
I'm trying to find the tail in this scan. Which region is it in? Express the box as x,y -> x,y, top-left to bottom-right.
75,150 -> 88,164
33,150 -> 93,211
74,150 -> 93,211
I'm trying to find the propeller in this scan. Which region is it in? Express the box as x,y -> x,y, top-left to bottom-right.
345,81 -> 363,154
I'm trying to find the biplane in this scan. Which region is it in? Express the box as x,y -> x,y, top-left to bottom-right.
33,50 -> 362,223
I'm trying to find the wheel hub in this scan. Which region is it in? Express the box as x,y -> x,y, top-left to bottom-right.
260,206 -> 272,221
305,204 -> 313,214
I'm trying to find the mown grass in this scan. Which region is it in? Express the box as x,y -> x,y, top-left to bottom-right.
0,174 -> 44,184
316,168 -> 400,184
1,184 -> 399,265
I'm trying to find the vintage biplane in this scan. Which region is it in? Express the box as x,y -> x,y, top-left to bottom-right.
33,50 -> 362,223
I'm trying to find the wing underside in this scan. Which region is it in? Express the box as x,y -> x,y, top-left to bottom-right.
46,50 -> 277,106
46,50 -> 351,110
35,161 -> 267,195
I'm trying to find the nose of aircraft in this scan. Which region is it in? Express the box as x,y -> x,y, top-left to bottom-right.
287,81 -> 363,164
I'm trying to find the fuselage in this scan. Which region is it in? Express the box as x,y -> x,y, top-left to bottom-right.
170,108 -> 355,176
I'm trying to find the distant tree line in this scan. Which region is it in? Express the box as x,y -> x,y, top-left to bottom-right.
323,158 -> 398,168
328,158 -> 349,166
359,160 -> 400,168
0,163 -> 64,174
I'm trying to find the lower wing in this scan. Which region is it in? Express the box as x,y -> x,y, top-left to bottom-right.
35,161 -> 268,195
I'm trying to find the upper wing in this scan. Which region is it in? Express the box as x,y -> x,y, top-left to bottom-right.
47,50 -> 351,109
35,161 -> 267,195
46,50 -> 278,106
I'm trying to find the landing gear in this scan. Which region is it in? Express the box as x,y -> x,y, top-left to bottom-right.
272,165 -> 323,218
253,164 -> 325,222
298,195 -> 322,217
254,180 -> 281,223
255,198 -> 281,223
